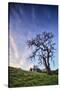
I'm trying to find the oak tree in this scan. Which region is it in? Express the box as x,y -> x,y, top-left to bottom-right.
27,32 -> 55,74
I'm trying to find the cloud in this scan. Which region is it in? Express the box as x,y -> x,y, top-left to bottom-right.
9,34 -> 29,70
32,6 -> 36,23
9,34 -> 21,67
9,33 -> 34,70
19,57 -> 34,71
10,35 -> 19,59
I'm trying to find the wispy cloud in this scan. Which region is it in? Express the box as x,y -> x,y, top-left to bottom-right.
9,34 -> 33,70
32,6 -> 36,21
10,35 -> 19,59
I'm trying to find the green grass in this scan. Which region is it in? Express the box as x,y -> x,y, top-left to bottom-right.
8,67 -> 58,87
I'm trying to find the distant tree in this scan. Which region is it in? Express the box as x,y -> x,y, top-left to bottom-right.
30,65 -> 38,71
30,68 -> 33,71
33,65 -> 38,71
27,32 -> 55,74
30,65 -> 42,72
33,65 -> 42,72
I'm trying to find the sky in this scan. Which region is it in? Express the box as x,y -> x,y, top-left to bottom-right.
8,3 -> 58,70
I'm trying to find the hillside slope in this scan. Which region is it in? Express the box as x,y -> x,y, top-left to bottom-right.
8,67 -> 58,87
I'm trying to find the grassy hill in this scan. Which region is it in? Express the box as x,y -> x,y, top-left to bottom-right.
8,67 -> 58,87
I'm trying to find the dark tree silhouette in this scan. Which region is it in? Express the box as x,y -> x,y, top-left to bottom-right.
27,32 -> 55,74
30,65 -> 42,72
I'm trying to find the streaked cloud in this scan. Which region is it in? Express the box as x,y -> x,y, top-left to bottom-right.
32,6 -> 36,21
9,33 -> 33,70
10,35 -> 19,59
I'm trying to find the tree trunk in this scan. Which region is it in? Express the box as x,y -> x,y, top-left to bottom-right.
43,58 -> 51,74
46,65 -> 51,74
46,52 -> 52,74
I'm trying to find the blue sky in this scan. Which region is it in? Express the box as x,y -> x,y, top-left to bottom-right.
8,3 -> 58,70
